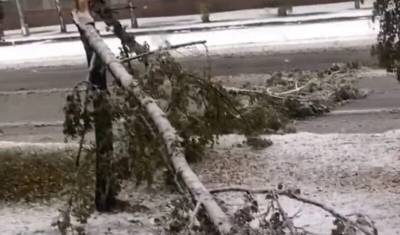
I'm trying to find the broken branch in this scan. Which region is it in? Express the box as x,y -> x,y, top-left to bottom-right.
210,186 -> 377,235
121,40 -> 207,63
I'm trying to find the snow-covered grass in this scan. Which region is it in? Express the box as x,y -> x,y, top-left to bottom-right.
195,130 -> 400,234
0,18 -> 378,69
0,187 -> 177,235
1,129 -> 399,234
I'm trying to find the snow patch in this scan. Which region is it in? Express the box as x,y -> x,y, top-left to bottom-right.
0,19 -> 378,69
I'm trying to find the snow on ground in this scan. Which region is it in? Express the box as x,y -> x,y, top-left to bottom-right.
1,130 -> 399,234
194,130 -> 400,234
0,18 -> 379,69
0,188 -> 178,235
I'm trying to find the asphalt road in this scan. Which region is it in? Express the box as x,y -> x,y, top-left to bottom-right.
0,47 -> 376,91
2,47 -> 400,142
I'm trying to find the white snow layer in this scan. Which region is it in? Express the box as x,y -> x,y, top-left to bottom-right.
1,130 -> 400,234
0,18 -> 379,69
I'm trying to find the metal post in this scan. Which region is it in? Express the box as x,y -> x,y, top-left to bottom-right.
15,0 -> 29,36
55,0 -> 66,33
128,0 -> 138,28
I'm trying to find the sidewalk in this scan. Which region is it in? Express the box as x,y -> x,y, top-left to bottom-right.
1,1 -> 373,46
0,1 -> 378,70
0,18 -> 379,70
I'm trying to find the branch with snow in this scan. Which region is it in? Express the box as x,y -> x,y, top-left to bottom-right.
120,40 -> 207,63
210,186 -> 378,235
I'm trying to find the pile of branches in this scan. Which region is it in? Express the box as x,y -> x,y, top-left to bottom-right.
227,186 -> 377,235
166,185 -> 378,235
225,62 -> 366,120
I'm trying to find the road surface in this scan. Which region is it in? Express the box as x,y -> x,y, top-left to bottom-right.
0,47 -> 375,91
1,47 -> 400,142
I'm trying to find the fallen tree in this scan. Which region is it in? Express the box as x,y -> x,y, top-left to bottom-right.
71,4 -> 233,233
32,1 -> 373,234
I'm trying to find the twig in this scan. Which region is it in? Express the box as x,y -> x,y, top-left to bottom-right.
121,40 -> 207,63
210,186 -> 272,194
224,77 -> 314,99
186,201 -> 202,232
294,226 -> 318,235
74,53 -> 96,167
51,198 -> 72,235
201,43 -> 212,80
274,196 -> 296,235
284,192 -> 377,235
223,86 -> 284,100
273,80 -> 311,96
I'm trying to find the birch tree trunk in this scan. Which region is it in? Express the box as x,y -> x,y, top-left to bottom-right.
54,0 -> 66,33
15,0 -> 29,36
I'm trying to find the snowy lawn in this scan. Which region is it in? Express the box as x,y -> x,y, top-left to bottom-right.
195,131 -> 400,234
1,130 -> 399,234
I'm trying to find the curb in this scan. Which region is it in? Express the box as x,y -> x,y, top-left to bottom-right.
0,121 -> 64,129
0,15 -> 372,47
329,108 -> 400,116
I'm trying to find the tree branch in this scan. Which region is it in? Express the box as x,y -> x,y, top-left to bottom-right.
89,0 -> 148,56
121,40 -> 207,63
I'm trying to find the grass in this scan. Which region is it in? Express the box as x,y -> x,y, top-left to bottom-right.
0,151 -> 94,202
